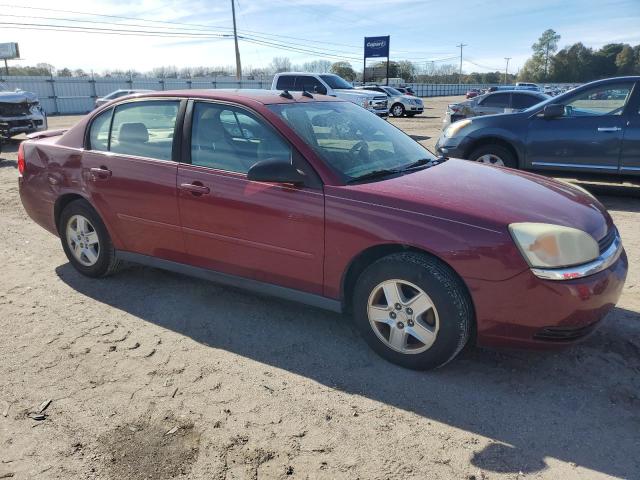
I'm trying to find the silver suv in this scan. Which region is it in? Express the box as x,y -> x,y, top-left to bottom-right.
358,85 -> 424,117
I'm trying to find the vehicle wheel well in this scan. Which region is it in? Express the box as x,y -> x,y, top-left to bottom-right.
391,102 -> 404,112
54,194 -> 86,233
465,137 -> 519,167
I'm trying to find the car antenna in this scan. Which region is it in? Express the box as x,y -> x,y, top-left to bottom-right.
280,90 -> 293,99
301,90 -> 313,98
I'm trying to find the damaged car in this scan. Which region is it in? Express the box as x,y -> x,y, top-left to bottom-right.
0,81 -> 48,140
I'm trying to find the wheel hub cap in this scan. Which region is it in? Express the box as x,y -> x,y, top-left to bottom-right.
66,214 -> 100,267
367,279 -> 440,354
477,154 -> 505,166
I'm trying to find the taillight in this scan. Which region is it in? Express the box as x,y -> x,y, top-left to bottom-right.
17,142 -> 25,175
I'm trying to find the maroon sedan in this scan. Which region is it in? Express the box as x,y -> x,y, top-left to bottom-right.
18,90 -> 627,369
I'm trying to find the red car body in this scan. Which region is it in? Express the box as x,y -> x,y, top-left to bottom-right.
19,90 -> 627,349
466,89 -> 480,99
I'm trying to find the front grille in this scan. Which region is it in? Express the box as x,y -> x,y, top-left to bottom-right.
372,96 -> 388,110
597,228 -> 616,254
0,102 -> 31,116
533,322 -> 600,342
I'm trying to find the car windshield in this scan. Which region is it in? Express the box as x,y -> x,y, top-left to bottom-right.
268,101 -> 437,183
319,74 -> 354,90
384,87 -> 403,96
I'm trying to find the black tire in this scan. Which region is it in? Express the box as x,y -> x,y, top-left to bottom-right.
468,144 -> 517,168
59,199 -> 121,277
390,103 -> 405,117
352,252 -> 473,370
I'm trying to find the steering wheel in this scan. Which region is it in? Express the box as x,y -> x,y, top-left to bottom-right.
349,140 -> 370,164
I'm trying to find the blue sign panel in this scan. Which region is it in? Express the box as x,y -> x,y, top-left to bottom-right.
364,36 -> 390,58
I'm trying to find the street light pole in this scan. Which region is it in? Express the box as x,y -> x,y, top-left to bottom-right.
231,0 -> 242,80
504,57 -> 511,84
456,43 -> 467,85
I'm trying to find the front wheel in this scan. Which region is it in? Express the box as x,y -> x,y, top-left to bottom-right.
353,253 -> 473,370
391,103 -> 405,117
468,144 -> 517,168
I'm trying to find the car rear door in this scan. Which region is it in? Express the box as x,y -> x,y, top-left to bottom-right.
176,101 -> 325,295
82,99 -> 185,260
620,82 -> 640,175
525,82 -> 634,173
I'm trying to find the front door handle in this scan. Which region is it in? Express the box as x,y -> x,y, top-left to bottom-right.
597,127 -> 622,132
89,167 -> 112,180
179,182 -> 210,196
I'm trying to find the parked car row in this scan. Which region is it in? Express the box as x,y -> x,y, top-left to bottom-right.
18,79 -> 629,370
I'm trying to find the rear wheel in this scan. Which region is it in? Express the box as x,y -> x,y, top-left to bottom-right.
391,103 -> 405,117
59,200 -> 121,277
353,253 -> 473,370
468,144 -> 517,168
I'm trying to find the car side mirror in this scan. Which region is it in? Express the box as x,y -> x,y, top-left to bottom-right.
542,104 -> 564,119
247,159 -> 306,186
313,85 -> 327,95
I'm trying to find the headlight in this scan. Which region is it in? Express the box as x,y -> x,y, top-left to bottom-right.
509,223 -> 599,268
361,98 -> 371,108
444,119 -> 471,137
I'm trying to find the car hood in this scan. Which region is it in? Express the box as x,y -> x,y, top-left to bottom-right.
0,89 -> 39,104
337,89 -> 382,98
347,159 -> 611,241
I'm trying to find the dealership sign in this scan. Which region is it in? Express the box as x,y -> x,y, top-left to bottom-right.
364,36 -> 390,58
0,43 -> 20,60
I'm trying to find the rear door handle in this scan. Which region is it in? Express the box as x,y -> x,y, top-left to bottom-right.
179,182 -> 210,195
89,167 -> 112,179
597,127 -> 622,132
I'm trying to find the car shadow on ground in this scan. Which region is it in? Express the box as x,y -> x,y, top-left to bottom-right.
55,263 -> 640,478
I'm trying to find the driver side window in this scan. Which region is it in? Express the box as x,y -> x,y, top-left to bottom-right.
190,103 -> 291,174
563,83 -> 633,117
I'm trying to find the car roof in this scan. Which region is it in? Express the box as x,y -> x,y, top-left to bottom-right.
133,88 -> 345,105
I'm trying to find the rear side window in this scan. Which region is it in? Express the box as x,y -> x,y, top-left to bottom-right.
295,76 -> 325,93
512,93 -> 543,109
276,75 -> 296,90
89,108 -> 113,151
109,101 -> 179,161
480,93 -> 510,108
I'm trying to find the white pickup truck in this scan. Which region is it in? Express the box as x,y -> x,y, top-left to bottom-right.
271,73 -> 389,117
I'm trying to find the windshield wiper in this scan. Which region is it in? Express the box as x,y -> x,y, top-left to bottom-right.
347,168 -> 401,184
397,157 -> 446,172
347,157 -> 447,184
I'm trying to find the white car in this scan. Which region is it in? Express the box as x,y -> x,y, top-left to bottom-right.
271,73 -> 388,116
358,85 -> 423,117
0,81 -> 47,139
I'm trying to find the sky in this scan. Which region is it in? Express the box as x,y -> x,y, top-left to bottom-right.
1,0 -> 639,75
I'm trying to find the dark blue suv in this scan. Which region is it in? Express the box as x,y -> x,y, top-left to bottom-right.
435,76 -> 640,178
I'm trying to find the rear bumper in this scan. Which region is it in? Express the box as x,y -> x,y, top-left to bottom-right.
470,248 -> 628,349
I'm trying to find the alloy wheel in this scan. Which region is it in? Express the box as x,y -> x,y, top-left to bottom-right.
66,214 -> 100,267
367,279 -> 439,354
476,154 -> 505,166
392,105 -> 404,117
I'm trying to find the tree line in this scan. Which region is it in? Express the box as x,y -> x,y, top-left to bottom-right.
518,29 -> 640,83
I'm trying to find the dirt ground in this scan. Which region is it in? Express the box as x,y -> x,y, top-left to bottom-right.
1,96 -> 639,480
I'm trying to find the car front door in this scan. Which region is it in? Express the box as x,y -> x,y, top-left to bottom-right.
177,101 -> 325,294
474,92 -> 511,116
82,99 -> 185,260
620,84 -> 640,175
525,82 -> 635,173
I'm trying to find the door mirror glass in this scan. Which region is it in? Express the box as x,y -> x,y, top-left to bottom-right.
313,85 -> 327,95
542,104 -> 565,119
247,159 -> 306,186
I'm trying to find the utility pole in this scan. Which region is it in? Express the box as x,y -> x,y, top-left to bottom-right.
3,59 -> 8,76
504,57 -> 511,84
456,43 -> 467,85
231,0 -> 242,80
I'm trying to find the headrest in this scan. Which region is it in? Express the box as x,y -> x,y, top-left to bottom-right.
118,122 -> 149,143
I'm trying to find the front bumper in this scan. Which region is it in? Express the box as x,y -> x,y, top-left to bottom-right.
0,113 -> 48,138
435,134 -> 472,159
469,247 -> 628,349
